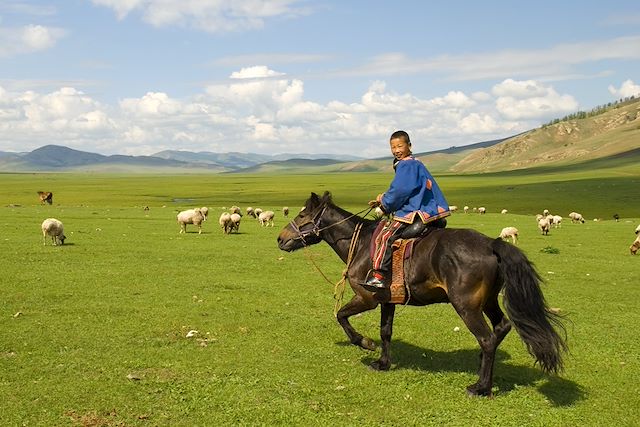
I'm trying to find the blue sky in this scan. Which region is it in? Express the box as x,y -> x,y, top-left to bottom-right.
1,1 -> 639,158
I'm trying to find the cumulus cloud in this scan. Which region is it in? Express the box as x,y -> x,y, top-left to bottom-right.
608,79 -> 640,98
91,0 -> 310,33
0,24 -> 66,57
0,75 -> 588,157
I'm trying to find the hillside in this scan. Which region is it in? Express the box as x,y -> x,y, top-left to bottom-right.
450,97 -> 640,173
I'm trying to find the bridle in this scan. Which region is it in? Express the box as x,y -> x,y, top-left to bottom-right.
288,204 -> 373,245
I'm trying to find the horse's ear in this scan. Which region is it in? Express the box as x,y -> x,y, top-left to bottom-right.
321,191 -> 332,204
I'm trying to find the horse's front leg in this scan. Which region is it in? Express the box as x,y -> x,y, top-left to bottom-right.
370,303 -> 395,371
336,295 -> 379,351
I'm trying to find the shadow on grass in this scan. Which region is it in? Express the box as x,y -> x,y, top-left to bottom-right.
339,339 -> 585,405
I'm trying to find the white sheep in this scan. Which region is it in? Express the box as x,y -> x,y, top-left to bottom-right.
449,205 -> 458,213
283,206 -> 289,217
230,213 -> 242,233
499,226 -> 518,244
246,207 -> 256,218
569,212 -> 585,223
177,208 -> 205,234
542,209 -> 550,216
41,218 -> 66,245
230,205 -> 241,215
200,207 -> 209,221
258,210 -> 275,227
538,217 -> 550,235
535,214 -> 544,222
501,209 -> 508,214
551,215 -> 562,228
463,206 -> 469,213
254,208 -> 263,219
630,235 -> 640,255
219,212 -> 233,234
478,207 -> 486,214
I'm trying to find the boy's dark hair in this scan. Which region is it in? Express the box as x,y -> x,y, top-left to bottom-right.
390,130 -> 410,144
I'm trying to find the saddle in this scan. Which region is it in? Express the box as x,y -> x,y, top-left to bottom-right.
370,220 -> 443,304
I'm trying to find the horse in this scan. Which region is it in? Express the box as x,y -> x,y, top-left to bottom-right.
277,191 -> 567,397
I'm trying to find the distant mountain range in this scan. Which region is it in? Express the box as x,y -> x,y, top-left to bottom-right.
1,97 -> 638,174
0,146 -> 364,173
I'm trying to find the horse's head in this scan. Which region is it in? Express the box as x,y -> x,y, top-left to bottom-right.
277,191 -> 332,252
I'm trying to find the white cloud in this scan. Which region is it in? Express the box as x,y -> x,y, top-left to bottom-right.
0,76 -> 589,157
608,79 -> 640,98
91,0 -> 311,33
0,24 -> 66,57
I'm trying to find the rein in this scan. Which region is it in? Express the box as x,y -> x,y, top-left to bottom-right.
304,222 -> 364,317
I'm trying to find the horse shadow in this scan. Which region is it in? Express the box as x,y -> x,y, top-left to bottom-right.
338,339 -> 585,405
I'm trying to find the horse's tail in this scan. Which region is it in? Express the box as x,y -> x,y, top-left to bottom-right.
491,238 -> 567,374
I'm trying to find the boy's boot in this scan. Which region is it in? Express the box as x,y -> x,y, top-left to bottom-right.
362,270 -> 387,292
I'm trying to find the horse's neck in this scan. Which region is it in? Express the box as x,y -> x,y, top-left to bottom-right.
321,206 -> 370,264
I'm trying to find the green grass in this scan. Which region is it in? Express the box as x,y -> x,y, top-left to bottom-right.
1,172 -> 639,425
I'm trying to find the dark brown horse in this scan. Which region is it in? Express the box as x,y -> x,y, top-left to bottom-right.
277,192 -> 567,397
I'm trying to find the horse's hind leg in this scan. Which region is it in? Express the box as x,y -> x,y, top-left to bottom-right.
484,297 -> 511,347
455,307 -> 498,397
336,296 -> 378,351
370,303 -> 395,371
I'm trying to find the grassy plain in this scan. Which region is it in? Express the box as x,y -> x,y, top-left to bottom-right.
0,171 -> 639,426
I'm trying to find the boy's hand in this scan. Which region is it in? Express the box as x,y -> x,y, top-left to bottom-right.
368,199 -> 380,208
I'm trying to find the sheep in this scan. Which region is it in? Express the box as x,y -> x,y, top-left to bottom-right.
630,235 -> 640,255
499,226 -> 518,244
463,206 -> 469,213
254,208 -> 263,219
246,207 -> 256,218
177,208 -> 205,234
230,205 -> 241,215
219,212 -> 233,234
449,205 -> 458,213
535,214 -> 543,221
41,218 -> 66,245
478,207 -> 486,214
550,215 -> 562,228
538,217 -> 550,235
37,191 -> 53,205
200,207 -> 209,221
542,209 -> 550,217
569,212 -> 585,223
501,209 -> 508,214
283,206 -> 289,217
258,210 -> 275,227
230,213 -> 242,233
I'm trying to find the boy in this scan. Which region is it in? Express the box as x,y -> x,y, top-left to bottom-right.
364,130 -> 451,291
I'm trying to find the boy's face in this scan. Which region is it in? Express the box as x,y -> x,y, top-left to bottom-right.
389,137 -> 412,160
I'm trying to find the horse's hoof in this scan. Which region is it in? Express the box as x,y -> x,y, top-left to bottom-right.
466,384 -> 492,398
360,337 -> 376,351
369,360 -> 390,371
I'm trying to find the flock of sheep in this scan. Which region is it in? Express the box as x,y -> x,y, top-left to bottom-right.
176,205 -> 285,235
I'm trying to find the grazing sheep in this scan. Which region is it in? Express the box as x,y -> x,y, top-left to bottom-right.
258,210 -> 275,227
41,218 -> 66,245
283,206 -> 289,217
254,208 -> 263,219
177,208 -> 205,234
630,235 -> 640,255
230,205 -> 241,215
543,209 -> 550,216
569,212 -> 585,223
200,207 -> 209,221
37,191 -> 53,205
478,207 -> 486,214
449,205 -> 458,213
550,215 -> 562,228
463,205 -> 469,213
499,226 -> 518,244
538,217 -> 550,235
246,207 -> 256,218
219,212 -> 233,234
230,213 -> 242,233
501,209 -> 508,214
